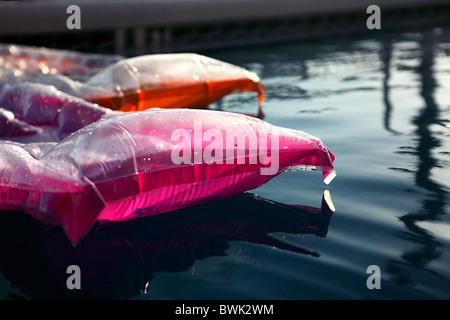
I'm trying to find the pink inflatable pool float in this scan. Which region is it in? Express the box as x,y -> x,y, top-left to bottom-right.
0,107 -> 335,244
0,81 -> 119,141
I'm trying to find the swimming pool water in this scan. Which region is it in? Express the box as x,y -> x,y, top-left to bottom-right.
207,26 -> 450,300
1,25 -> 450,300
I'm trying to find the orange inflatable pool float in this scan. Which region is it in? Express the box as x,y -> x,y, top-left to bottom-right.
85,53 -> 265,113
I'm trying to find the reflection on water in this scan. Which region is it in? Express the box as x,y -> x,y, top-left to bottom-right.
214,25 -> 450,298
0,191 -> 333,299
381,39 -> 401,136
386,30 -> 449,287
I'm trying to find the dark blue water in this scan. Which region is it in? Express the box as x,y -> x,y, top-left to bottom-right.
1,25 -> 450,300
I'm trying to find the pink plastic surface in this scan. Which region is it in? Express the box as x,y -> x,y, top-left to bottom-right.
0,107 -> 335,244
0,81 -> 119,142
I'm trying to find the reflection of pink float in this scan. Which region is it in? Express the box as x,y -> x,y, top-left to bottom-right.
0,106 -> 335,244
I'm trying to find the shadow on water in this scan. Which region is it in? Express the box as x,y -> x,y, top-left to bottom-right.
384,30 -> 450,289
0,191 -> 334,299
